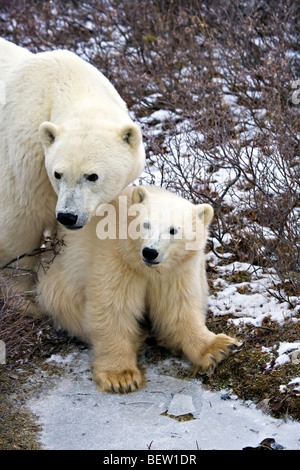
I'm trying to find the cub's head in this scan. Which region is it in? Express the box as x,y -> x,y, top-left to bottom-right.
39,120 -> 145,230
128,186 -> 213,270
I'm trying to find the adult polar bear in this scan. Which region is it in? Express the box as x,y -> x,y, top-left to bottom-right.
0,39 -> 145,315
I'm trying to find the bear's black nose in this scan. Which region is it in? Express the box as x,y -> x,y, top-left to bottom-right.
57,212 -> 78,227
142,247 -> 159,261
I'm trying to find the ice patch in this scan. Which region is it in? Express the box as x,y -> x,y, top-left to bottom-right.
167,393 -> 196,417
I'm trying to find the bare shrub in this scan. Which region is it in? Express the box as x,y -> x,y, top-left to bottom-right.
0,235 -> 66,363
0,273 -> 40,361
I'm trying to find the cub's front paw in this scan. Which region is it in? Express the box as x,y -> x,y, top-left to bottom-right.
192,334 -> 241,376
93,367 -> 145,394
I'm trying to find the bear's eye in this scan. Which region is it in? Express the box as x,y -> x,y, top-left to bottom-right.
87,173 -> 98,182
143,221 -> 151,230
169,227 -> 178,236
54,171 -> 61,180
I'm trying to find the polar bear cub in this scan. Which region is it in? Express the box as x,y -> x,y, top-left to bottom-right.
37,186 -> 239,393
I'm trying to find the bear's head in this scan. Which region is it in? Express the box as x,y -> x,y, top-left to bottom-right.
39,120 -> 145,230
127,186 -> 214,271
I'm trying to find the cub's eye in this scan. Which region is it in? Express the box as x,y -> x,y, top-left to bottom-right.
54,171 -> 61,180
87,173 -> 98,182
143,221 -> 151,229
169,227 -> 178,236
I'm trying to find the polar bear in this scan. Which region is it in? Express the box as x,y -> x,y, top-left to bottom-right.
36,186 -> 239,393
0,39 -> 145,314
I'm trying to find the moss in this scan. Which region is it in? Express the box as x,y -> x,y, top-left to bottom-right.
200,313 -> 300,421
161,411 -> 195,422
0,368 -> 41,450
0,358 -> 68,449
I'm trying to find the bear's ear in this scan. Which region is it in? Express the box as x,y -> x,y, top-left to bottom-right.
120,123 -> 142,149
196,203 -> 214,227
39,122 -> 61,148
132,186 -> 149,204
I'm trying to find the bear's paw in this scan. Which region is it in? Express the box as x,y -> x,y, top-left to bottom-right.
93,367 -> 145,394
191,334 -> 241,376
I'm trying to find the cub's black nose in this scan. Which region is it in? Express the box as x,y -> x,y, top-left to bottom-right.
57,212 -> 78,227
142,247 -> 159,261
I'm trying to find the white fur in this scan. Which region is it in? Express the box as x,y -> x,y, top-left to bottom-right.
0,38 -> 32,78
0,40 -> 145,312
37,186 -> 239,393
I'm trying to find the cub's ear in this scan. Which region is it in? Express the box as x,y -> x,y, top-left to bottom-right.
39,122 -> 61,148
132,186 -> 149,204
196,203 -> 214,227
120,123 -> 142,149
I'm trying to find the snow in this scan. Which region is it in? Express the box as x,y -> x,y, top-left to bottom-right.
285,378 -> 300,392
29,351 -> 300,451
207,258 -> 299,327
280,378 -> 300,394
44,353 -> 78,364
273,342 -> 300,369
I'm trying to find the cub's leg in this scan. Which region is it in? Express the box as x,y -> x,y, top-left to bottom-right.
85,273 -> 147,393
149,282 -> 240,375
160,313 -> 239,375
90,318 -> 146,393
